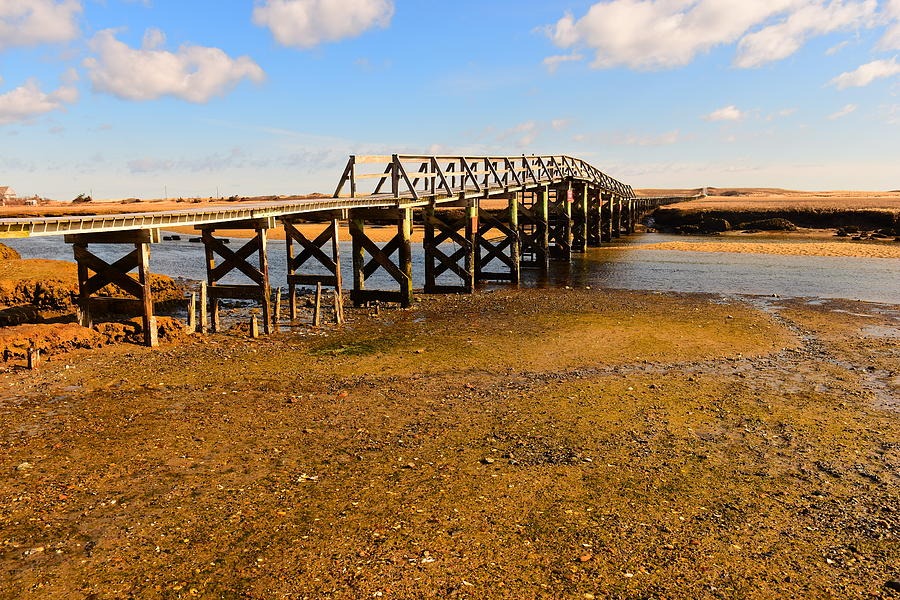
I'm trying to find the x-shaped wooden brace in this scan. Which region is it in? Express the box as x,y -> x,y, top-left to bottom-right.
74,245 -> 144,299
285,221 -> 338,275
477,214 -> 516,270
426,215 -> 472,281
204,232 -> 265,285
354,232 -> 409,285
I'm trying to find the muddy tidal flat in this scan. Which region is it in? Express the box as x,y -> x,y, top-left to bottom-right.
1,288 -> 898,599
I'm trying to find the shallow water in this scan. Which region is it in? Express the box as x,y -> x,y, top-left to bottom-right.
5,233 -> 899,304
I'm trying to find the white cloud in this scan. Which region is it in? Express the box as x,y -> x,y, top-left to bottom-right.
551,118 -> 572,131
253,0 -> 394,49
829,57 -> 900,89
825,40 -> 850,54
84,29 -> 265,103
878,0 -> 900,50
142,27 -> 166,50
703,105 -> 746,121
0,0 -> 82,50
543,52 -> 584,73
828,103 -> 858,118
546,0 -> 878,71
0,78 -> 78,124
734,1 -> 876,68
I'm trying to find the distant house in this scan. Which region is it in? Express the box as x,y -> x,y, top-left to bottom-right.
0,187 -> 16,205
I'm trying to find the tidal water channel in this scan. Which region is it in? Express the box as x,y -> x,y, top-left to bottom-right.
6,233 -> 899,304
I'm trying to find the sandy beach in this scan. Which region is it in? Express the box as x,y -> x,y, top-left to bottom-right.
616,240 -> 900,259
1,288 -> 898,599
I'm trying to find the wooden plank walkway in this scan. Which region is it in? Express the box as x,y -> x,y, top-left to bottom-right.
0,155 -> 631,238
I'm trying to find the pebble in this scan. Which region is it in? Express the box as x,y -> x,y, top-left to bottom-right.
16,462 -> 32,472
578,553 -> 593,562
481,457 -> 495,465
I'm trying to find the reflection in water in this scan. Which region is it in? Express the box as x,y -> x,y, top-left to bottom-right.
5,233 -> 899,304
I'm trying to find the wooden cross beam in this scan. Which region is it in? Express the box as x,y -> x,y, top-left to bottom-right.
475,205 -> 520,284
547,184 -> 573,262
587,188 -> 603,247
282,217 -> 342,321
349,208 -> 413,307
518,188 -> 550,269
65,229 -> 159,347
571,182 -> 590,253
423,202 -> 477,294
199,221 -> 272,334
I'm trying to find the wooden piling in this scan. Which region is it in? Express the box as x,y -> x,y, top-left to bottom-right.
200,281 -> 208,334
27,347 -> 40,370
274,287 -> 282,332
508,193 -> 521,284
313,282 -> 322,327
333,289 -> 343,325
250,316 -> 259,339
188,292 -> 197,333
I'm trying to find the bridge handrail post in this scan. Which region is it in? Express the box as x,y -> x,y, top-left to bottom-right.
391,154 -> 400,199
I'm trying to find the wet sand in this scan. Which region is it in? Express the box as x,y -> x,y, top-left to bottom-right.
1,289 -> 898,599
616,240 -> 900,259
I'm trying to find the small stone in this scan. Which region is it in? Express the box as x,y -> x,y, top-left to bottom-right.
481,457 -> 495,465
414,348 -> 426,354
885,581 -> 900,592
726,315 -> 734,319
583,594 -> 596,599
579,553 -> 593,562
16,462 -> 32,472
402,463 -> 416,469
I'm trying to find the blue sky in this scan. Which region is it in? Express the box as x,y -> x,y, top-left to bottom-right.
1,0 -> 899,200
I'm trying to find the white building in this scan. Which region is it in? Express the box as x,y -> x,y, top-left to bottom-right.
0,187 -> 16,205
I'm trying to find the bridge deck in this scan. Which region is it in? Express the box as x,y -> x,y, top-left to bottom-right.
0,154 -> 634,238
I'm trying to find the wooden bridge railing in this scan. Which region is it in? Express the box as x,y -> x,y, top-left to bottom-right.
333,154 -> 634,202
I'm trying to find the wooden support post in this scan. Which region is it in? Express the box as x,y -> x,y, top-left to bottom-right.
507,193 -> 520,284
349,208 -> 414,308
313,282 -> 322,327
614,197 -> 623,239
250,316 -> 259,339
424,201 -> 477,294
203,238 -> 219,333
258,227 -> 272,335
65,229 -> 160,348
200,281 -> 208,334
629,199 -> 638,233
137,241 -> 158,347
199,218 -> 273,335
399,207 -> 414,305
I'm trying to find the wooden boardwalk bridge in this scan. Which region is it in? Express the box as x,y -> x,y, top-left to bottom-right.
0,154 -> 679,347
